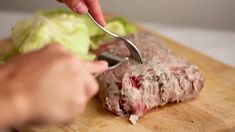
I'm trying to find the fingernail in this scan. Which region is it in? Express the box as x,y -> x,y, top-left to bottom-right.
102,61 -> 108,68
97,61 -> 108,68
74,2 -> 88,14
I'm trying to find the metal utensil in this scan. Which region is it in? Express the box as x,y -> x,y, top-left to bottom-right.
87,12 -> 143,64
96,52 -> 129,70
95,52 -> 128,77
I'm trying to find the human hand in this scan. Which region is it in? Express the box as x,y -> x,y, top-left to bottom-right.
59,0 -> 106,26
0,45 -> 107,127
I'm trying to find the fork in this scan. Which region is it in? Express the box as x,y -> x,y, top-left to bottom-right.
87,12 -> 143,64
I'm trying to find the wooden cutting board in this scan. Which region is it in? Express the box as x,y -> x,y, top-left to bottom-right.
0,29 -> 235,132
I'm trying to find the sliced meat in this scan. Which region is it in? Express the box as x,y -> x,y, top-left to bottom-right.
97,32 -> 204,124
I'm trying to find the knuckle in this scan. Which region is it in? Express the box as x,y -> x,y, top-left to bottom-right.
55,51 -> 75,62
71,0 -> 88,13
73,0 -> 82,7
52,52 -> 71,63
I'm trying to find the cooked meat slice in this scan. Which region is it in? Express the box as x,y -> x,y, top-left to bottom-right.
97,32 -> 204,124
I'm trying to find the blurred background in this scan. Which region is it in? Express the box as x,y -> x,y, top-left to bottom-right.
1,0 -> 235,30
0,0 -> 235,66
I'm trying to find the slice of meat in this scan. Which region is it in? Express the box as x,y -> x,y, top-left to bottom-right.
97,32 -> 204,124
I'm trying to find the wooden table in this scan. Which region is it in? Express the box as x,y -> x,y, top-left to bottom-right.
0,30 -> 235,132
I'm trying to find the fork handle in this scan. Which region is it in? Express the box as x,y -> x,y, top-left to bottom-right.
86,13 -> 119,38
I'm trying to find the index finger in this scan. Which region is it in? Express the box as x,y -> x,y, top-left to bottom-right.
85,0 -> 106,26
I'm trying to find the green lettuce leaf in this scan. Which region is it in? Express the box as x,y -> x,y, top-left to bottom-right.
12,9 -> 92,60
9,9 -> 137,61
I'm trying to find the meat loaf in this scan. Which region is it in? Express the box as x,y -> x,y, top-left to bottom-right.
97,32 -> 204,124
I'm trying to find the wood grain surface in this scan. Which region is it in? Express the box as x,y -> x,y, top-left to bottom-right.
0,29 -> 234,132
